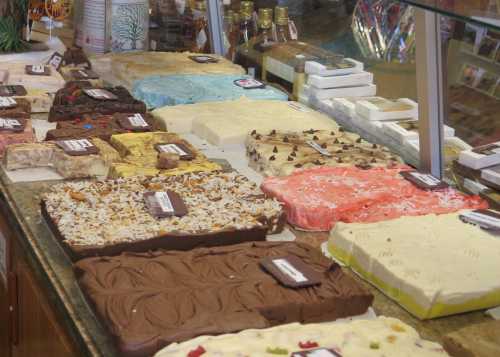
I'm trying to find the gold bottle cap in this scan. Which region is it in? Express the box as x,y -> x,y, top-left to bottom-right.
240,1 -> 254,12
194,0 -> 207,11
225,10 -> 234,23
233,12 -> 240,23
275,6 -> 289,26
258,8 -> 273,29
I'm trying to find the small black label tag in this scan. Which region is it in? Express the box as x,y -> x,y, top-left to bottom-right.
400,171 -> 448,190
0,85 -> 27,97
83,89 -> 118,100
116,113 -> 151,131
155,142 -> 195,160
0,117 -> 26,132
47,52 -> 64,70
0,97 -> 17,109
233,78 -> 266,89
71,69 -> 100,80
144,191 -> 188,218
459,209 -> 500,231
307,140 -> 331,157
260,255 -> 322,288
188,55 -> 219,63
25,65 -> 51,76
291,348 -> 342,357
56,139 -> 99,156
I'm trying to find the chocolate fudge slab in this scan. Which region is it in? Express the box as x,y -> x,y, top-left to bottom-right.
0,98 -> 31,116
75,241 -> 373,357
48,81 -> 146,122
45,113 -> 156,142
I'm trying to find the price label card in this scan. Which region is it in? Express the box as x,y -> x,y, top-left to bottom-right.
0,85 -> 27,97
400,171 -> 449,190
233,78 -> 266,89
291,348 -> 341,357
56,139 -> 99,156
155,143 -> 194,160
116,113 -> 151,131
188,55 -> 219,63
460,210 -> 500,231
71,69 -> 100,80
307,140 -> 332,157
0,117 -> 25,132
260,255 -> 322,288
83,89 -> 118,101
144,191 -> 188,218
47,52 -> 64,70
25,65 -> 50,76
0,97 -> 17,109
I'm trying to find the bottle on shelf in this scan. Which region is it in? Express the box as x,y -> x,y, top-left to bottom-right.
275,6 -> 292,43
238,2 -> 256,47
240,1 -> 258,38
224,10 -> 239,61
192,0 -> 211,53
255,8 -> 276,51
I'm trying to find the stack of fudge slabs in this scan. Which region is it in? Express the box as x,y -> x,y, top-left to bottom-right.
4,138 -> 121,179
0,98 -> 35,155
133,74 -> 288,109
157,317 -> 448,357
49,81 -> 147,122
74,241 -> 373,356
261,166 -> 487,231
42,172 -> 285,259
45,112 -> 156,142
90,51 -> 245,89
246,128 -> 403,176
328,212 -> 500,319
108,131 -> 221,178
153,98 -> 339,146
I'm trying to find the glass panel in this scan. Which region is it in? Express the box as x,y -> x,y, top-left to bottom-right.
219,0 -> 420,168
399,0 -> 500,31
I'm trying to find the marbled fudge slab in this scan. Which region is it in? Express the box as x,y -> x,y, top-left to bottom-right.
158,317 -> 448,357
261,166 -> 488,231
90,51 -> 245,89
42,172 -> 285,259
246,129 -> 402,176
0,98 -> 31,116
0,116 -> 35,156
49,81 -> 146,122
108,131 -> 220,178
328,212 -> 500,319
74,241 -> 373,356
4,138 -> 121,178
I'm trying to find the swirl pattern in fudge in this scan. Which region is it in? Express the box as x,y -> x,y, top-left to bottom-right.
43,172 -> 284,248
75,241 -> 373,357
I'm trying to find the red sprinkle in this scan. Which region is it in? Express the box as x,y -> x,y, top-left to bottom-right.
299,341 -> 319,349
187,346 -> 206,357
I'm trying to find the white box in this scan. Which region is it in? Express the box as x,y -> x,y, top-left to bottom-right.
305,58 -> 364,76
406,135 -> 467,155
481,165 -> 500,188
459,142 -> 500,170
383,121 -> 419,144
331,97 -> 383,117
307,71 -> 373,89
305,83 -> 377,100
356,98 -> 418,121
463,178 -> 488,195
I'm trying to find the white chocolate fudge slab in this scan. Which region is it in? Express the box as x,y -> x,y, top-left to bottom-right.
355,97 -> 418,121
305,58 -> 364,76
176,99 -> 339,146
0,63 -> 65,93
328,212 -> 500,319
90,51 -> 245,89
304,83 -> 377,100
307,71 -> 373,89
156,317 -> 448,357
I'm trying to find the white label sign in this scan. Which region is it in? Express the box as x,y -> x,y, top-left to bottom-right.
460,211 -> 500,230
307,140 -> 332,157
128,114 -> 148,127
272,259 -> 307,283
0,97 -> 16,108
157,144 -> 188,157
31,65 -> 45,74
410,172 -> 441,186
78,70 -> 89,78
66,139 -> 93,151
0,118 -> 21,129
155,192 -> 174,213
84,89 -> 117,100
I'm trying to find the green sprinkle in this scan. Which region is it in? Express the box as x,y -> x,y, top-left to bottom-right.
266,347 -> 289,355
370,341 -> 380,349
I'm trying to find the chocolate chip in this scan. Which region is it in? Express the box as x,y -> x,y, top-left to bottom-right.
321,143 -> 327,149
283,136 -> 289,143
270,129 -> 276,136
313,136 -> 319,141
337,158 -> 343,163
334,138 -> 340,144
251,149 -> 257,155
336,150 -> 343,154
356,137 -> 362,143
290,151 -> 297,157
251,129 -> 257,136
294,163 -> 303,168
372,144 -> 378,149
273,146 -> 278,153
330,131 -> 336,135
255,134 -> 261,140
342,145 -> 349,150
305,129 -> 315,134
293,145 -> 298,151
371,158 -> 377,163
269,155 -> 276,161
339,127 -> 345,132
287,156 -> 294,161
356,163 -> 372,170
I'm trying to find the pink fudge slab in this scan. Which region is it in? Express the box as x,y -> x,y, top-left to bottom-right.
261,166 -> 488,231
0,120 -> 35,156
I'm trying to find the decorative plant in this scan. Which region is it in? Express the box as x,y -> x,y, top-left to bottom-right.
0,0 -> 29,52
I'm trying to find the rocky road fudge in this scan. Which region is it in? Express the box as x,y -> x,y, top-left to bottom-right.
42,172 -> 285,259
74,241 -> 373,356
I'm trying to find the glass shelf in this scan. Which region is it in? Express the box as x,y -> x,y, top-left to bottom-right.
399,0 -> 500,31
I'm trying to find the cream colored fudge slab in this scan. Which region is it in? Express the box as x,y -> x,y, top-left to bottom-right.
187,100 -> 338,146
15,89 -> 53,113
91,51 -> 245,89
0,63 -> 65,93
4,143 -> 56,170
156,316 -> 448,357
329,212 -> 500,318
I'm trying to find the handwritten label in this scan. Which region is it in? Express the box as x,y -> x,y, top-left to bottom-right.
307,140 -> 331,157
460,210 -> 500,231
260,255 -> 322,288
0,118 -> 24,132
83,89 -> 118,100
400,171 -> 448,190
128,114 -> 148,127
71,69 -> 100,80
47,52 -> 63,70
56,139 -> 98,156
273,259 -> 308,283
0,97 -> 17,108
233,78 -> 266,89
0,85 -> 27,97
26,65 -> 50,76
188,55 -> 219,63
144,190 -> 188,218
291,348 -> 341,357
157,143 -> 188,157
